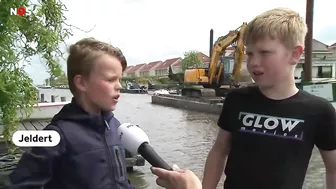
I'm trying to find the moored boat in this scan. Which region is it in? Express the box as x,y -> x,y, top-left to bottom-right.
153,89 -> 170,95
16,101 -> 70,120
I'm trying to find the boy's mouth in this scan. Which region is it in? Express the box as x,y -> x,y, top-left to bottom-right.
252,71 -> 264,76
113,95 -> 120,102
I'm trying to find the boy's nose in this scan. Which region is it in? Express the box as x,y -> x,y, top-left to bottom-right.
248,58 -> 260,67
116,81 -> 122,90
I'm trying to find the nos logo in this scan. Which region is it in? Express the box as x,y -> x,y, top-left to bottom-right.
10,7 -> 32,16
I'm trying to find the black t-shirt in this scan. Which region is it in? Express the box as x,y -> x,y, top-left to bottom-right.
218,86 -> 336,189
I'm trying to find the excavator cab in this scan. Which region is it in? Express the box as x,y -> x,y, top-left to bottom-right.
220,56 -> 235,85
204,55 -> 234,86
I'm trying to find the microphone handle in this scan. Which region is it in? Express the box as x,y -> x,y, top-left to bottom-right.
138,143 -> 172,170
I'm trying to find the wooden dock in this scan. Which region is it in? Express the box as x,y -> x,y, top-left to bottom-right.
0,119 -> 51,153
16,119 -> 50,131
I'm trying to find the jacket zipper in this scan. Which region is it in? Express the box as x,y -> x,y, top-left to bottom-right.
114,149 -> 124,177
105,120 -> 110,130
103,120 -> 116,185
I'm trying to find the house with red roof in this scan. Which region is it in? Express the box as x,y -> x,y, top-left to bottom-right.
225,39 -> 336,80
138,61 -> 163,77
169,58 -> 183,73
125,63 -> 146,77
329,42 -> 336,55
170,53 -> 211,73
123,66 -> 134,77
198,52 -> 211,68
155,58 -> 181,76
298,39 -> 333,62
295,39 -> 336,79
122,39 -> 336,80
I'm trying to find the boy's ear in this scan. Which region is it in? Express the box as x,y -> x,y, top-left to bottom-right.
74,75 -> 87,92
290,45 -> 303,65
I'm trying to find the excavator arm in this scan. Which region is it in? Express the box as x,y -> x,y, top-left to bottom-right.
180,22 -> 250,98
208,23 -> 248,85
232,23 -> 247,84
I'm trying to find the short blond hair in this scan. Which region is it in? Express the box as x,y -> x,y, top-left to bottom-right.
67,38 -> 127,95
244,8 -> 307,48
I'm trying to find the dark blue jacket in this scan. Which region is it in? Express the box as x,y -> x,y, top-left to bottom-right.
9,98 -> 135,189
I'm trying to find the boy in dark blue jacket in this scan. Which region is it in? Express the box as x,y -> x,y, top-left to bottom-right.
9,38 -> 135,189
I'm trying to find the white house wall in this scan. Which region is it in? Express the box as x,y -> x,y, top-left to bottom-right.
172,66 -> 181,73
148,69 -> 156,76
295,62 -> 336,79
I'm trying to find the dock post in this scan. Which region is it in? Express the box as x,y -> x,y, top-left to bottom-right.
51,95 -> 55,102
61,97 -> 66,102
303,0 -> 314,82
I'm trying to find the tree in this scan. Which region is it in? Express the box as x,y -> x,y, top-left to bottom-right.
181,50 -> 203,72
0,0 -> 75,150
49,71 -> 68,87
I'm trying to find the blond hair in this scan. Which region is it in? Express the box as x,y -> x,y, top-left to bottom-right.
66,38 -> 127,95
244,8 -> 307,48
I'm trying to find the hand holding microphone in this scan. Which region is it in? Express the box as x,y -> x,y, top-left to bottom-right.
118,123 -> 172,170
151,165 -> 202,189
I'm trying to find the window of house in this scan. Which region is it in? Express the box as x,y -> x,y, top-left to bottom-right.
155,69 -> 167,76
312,66 -> 332,78
140,72 -> 148,76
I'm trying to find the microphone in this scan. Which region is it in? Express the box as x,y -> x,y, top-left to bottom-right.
118,123 -> 172,170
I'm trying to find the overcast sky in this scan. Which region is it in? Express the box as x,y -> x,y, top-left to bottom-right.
24,0 -> 336,84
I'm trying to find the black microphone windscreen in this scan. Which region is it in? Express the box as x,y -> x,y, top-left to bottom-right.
138,142 -> 172,170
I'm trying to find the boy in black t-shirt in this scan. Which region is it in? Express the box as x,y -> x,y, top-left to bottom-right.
201,8 -> 336,189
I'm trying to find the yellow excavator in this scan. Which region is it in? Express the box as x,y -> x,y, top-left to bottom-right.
181,22 -> 251,98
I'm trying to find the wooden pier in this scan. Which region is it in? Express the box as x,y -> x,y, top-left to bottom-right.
0,119 -> 51,153
17,119 -> 50,131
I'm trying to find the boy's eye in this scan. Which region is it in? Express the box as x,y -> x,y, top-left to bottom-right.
108,76 -> 118,82
260,50 -> 270,54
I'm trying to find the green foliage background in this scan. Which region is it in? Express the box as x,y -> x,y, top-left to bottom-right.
0,0 -> 73,151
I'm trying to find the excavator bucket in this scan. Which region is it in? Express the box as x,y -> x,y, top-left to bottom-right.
168,65 -> 184,84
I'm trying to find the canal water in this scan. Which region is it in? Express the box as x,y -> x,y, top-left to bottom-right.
8,89 -> 328,188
